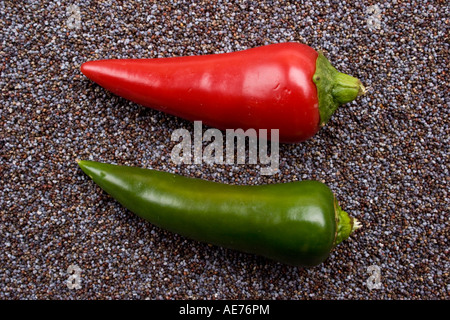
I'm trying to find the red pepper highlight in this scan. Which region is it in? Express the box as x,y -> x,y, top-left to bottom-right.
81,42 -> 364,143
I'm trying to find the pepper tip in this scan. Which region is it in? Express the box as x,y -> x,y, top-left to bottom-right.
80,62 -> 88,76
352,218 -> 362,232
358,84 -> 368,96
80,61 -> 96,78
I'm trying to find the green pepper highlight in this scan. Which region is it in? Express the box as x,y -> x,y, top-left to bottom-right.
77,160 -> 360,267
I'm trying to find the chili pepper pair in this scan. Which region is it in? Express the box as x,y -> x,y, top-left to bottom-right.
78,42 -> 364,266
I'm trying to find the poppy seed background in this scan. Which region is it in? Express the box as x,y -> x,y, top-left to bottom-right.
0,0 -> 448,299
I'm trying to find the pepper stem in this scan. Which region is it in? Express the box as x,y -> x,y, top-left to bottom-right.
313,52 -> 365,127
332,72 -> 366,105
334,200 -> 361,246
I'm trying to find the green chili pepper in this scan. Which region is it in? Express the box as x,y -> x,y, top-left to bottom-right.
77,160 -> 361,267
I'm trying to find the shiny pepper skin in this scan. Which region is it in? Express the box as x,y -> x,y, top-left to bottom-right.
78,160 -> 360,267
81,42 -> 365,143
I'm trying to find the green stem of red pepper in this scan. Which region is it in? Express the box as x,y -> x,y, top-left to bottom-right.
314,52 -> 366,127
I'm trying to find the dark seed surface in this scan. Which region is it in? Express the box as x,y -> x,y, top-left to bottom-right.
0,0 -> 448,299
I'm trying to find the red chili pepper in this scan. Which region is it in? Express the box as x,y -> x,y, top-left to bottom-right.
81,42 -> 365,143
